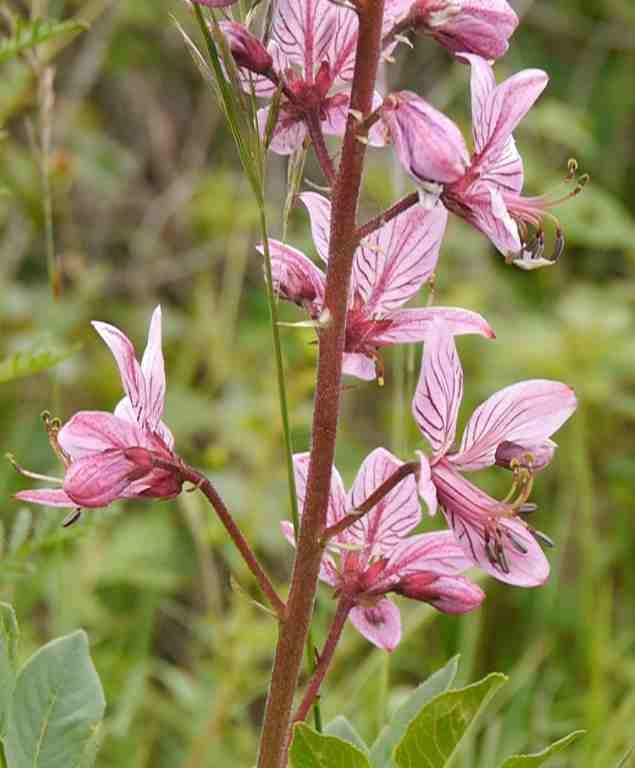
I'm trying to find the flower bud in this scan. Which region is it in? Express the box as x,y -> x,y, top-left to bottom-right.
381,92 -> 469,184
495,440 -> 556,472
219,21 -> 273,75
409,0 -> 519,60
395,574 -> 485,614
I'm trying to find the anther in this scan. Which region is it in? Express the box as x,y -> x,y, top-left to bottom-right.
529,527 -> 555,549
553,229 -> 565,262
504,528 -> 528,555
62,508 -> 82,527
567,158 -> 578,176
519,502 -> 538,516
496,540 -> 510,574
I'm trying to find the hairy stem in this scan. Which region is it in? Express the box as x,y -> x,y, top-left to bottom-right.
355,191 -> 420,242
323,461 -> 418,540
180,464 -> 286,621
292,597 -> 354,725
256,2 -> 387,766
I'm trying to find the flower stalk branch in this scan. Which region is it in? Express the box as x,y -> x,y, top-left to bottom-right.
305,110 -> 337,185
322,461 -> 418,540
355,191 -> 420,242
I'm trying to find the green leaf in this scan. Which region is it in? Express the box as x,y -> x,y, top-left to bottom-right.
0,18 -> 87,64
394,673 -> 507,768
5,630 -> 106,768
0,602 -> 19,736
369,656 -> 460,768
498,731 -> 585,767
290,723 -> 371,768
325,717 -> 368,753
0,339 -> 79,384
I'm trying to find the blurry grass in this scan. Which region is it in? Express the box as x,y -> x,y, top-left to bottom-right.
0,0 -> 634,766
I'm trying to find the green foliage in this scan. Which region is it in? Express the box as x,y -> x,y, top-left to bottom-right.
498,731 -> 585,767
325,717 -> 369,753
4,630 -> 105,768
394,673 -> 507,768
0,18 -> 87,65
0,338 -> 79,384
369,656 -> 459,768
0,603 -> 18,736
290,724 -> 371,768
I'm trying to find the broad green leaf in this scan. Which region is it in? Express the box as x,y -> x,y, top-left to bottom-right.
0,18 -> 87,64
369,656 -> 460,768
0,602 -> 19,736
498,730 -> 585,767
0,339 -> 79,383
325,717 -> 368,753
290,723 -> 371,768
5,630 -> 106,768
394,673 -> 507,768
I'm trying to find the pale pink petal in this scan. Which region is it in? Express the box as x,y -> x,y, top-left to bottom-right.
474,64 -> 548,162
397,574 -> 485,614
382,91 -> 469,184
293,452 -> 347,529
272,0 -> 340,78
384,531 -> 472,582
372,306 -> 494,346
92,320 -> 147,425
63,450 -> 143,508
15,488 -> 76,508
113,398 -> 175,449
342,353 -> 377,381
349,598 -> 401,651
258,106 -> 307,155
452,380 -> 577,471
462,52 -> 497,152
479,136 -> 524,194
58,411 -> 151,461
259,239 -> 325,315
140,306 -> 166,431
347,448 -> 420,553
412,322 -> 463,457
354,204 -> 447,314
432,460 -> 550,587
468,183 -> 522,256
299,192 -> 331,264
415,451 -> 438,516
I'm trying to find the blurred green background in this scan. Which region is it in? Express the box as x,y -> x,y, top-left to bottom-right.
1,0 -> 634,765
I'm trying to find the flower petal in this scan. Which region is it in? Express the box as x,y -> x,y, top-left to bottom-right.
467,183 -> 522,256
354,204 -> 447,314
397,574 -> 485,614
433,460 -> 550,587
281,520 -> 339,585
258,106 -> 307,155
372,306 -> 494,346
452,380 -> 577,471
299,192 -> 331,264
92,320 -> 147,426
58,411 -> 152,461
63,449 -> 144,508
385,531 -> 473,581
412,321 -> 463,457
114,398 -> 175,449
342,352 -> 377,381
347,448 -> 420,553
140,306 -> 166,431
260,239 -> 325,315
349,598 -> 401,651
416,451 -> 438,516
15,488 -> 76,508
382,91 -> 469,184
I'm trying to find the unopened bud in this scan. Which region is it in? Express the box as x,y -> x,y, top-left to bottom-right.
219,21 -> 273,75
395,574 -> 485,614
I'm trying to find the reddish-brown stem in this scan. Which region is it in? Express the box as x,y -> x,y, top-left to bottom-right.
323,461 -> 418,540
355,191 -> 420,242
305,110 -> 336,185
179,464 -> 287,621
292,597 -> 354,725
356,105 -> 383,137
256,3 -> 386,766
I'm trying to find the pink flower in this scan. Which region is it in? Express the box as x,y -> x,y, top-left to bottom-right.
412,320 -> 577,586
262,192 -> 493,381
15,307 -> 183,518
382,55 -> 586,266
402,0 -> 519,60
283,449 -> 484,650
223,0 -> 405,154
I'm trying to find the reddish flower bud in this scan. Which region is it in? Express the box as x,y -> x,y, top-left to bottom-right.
219,21 -> 273,75
495,440 -> 556,472
409,0 -> 519,60
395,573 -> 485,614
